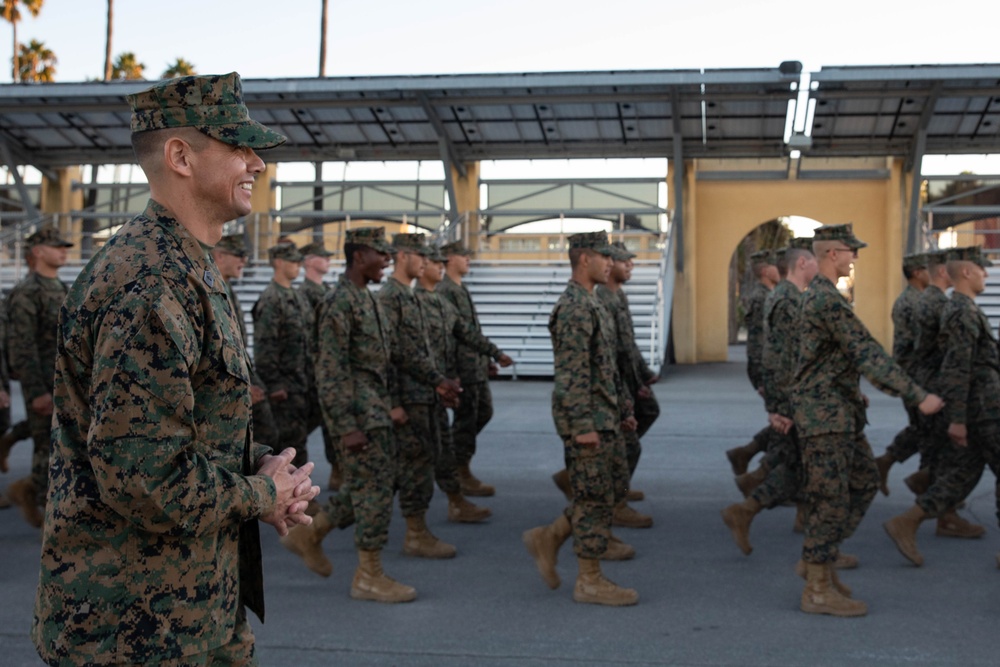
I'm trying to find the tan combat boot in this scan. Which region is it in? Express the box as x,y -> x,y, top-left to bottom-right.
795,559 -> 852,597
883,505 -> 927,566
734,466 -> 767,498
601,533 -> 636,561
7,477 -> 43,528
351,549 -> 417,603
904,468 -> 931,496
874,452 -> 895,496
446,492 -> 492,523
613,501 -> 653,528
551,469 -> 572,501
800,562 -> 867,617
458,463 -> 495,497
523,514 -> 571,589
280,511 -> 335,577
935,509 -> 986,538
721,497 -> 761,555
403,514 -> 456,558
725,440 -> 762,476
573,557 -> 638,606
626,488 -> 645,502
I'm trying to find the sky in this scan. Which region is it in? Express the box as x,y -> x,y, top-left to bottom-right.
4,0 -> 1000,190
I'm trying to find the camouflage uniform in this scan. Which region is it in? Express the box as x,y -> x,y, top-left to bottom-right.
252,244 -> 313,468
33,200 -> 277,665
298,269 -> 338,469
793,272 -> 926,564
916,290 -> 1000,522
416,283 -> 502,495
437,272 -> 499,468
315,273 -> 396,550
551,277 -> 629,559
378,244 -> 447,519
754,278 -> 805,508
6,259 -> 68,493
224,278 -> 278,449
0,297 -> 12,446
884,276 -> 926,463
742,276 -> 773,454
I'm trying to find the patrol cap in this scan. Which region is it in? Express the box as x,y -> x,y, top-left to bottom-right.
127,72 -> 287,149
426,246 -> 446,263
948,245 -> 993,268
300,242 -> 333,258
26,226 -> 73,248
440,241 -> 474,257
567,231 -> 614,256
392,233 -> 433,256
267,242 -> 303,262
344,226 -> 392,254
749,249 -> 776,265
610,241 -> 636,261
926,248 -> 950,267
788,237 -> 815,251
772,247 -> 788,264
216,233 -> 247,258
812,223 -> 867,250
903,253 -> 929,272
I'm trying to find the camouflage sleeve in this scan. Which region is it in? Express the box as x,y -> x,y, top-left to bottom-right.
315,293 -> 362,436
86,291 -> 276,535
446,299 -> 501,360
0,301 -> 8,387
830,297 -> 926,406
744,293 -> 765,390
938,308 -> 977,424
762,297 -> 795,415
252,291 -> 283,394
891,298 -> 919,361
552,300 -> 596,436
379,288 -> 444,407
7,286 -> 47,401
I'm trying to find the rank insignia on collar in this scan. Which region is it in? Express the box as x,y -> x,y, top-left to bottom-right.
203,269 -> 215,287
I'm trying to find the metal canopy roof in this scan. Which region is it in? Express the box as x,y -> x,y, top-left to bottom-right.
0,64 -> 998,172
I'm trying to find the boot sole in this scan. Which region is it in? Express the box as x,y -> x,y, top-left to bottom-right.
402,546 -> 457,559
800,601 -> 867,617
573,591 -> 639,606
350,588 -> 416,603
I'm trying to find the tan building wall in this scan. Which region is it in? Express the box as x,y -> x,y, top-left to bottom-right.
671,157 -> 909,364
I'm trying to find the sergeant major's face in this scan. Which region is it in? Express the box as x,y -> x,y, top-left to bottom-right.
191,138 -> 265,222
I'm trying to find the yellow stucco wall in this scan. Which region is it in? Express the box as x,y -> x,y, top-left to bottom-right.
671,157 -> 908,363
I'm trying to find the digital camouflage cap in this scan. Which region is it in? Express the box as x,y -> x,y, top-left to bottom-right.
750,249 -> 776,265
812,223 -> 867,249
392,233 -> 433,256
267,242 -> 303,262
216,233 -> 247,257
26,226 -> 73,248
788,237 -> 815,251
567,231 -> 614,256
610,241 -> 636,261
440,241 -> 474,257
128,72 -> 287,149
345,226 -> 392,254
426,246 -> 446,263
299,242 -> 333,257
926,248 -> 950,267
903,253 -> 929,272
948,245 -> 993,268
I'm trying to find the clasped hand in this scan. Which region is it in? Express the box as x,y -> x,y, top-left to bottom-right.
256,448 -> 320,537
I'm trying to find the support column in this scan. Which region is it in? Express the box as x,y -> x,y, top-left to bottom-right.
40,167 -> 84,261
669,159 -> 698,364
248,163 -> 278,261
450,161 -> 481,252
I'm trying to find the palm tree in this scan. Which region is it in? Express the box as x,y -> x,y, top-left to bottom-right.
103,0 -> 112,80
162,57 -> 195,79
110,51 -> 144,80
17,37 -> 54,82
1,0 -> 43,83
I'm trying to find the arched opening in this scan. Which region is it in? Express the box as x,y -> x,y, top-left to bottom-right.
728,216 -> 823,353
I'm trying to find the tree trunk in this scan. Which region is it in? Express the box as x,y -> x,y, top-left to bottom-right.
11,19 -> 18,83
104,0 -> 113,81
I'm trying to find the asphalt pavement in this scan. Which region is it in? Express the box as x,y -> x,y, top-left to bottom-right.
2,350 -> 998,666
